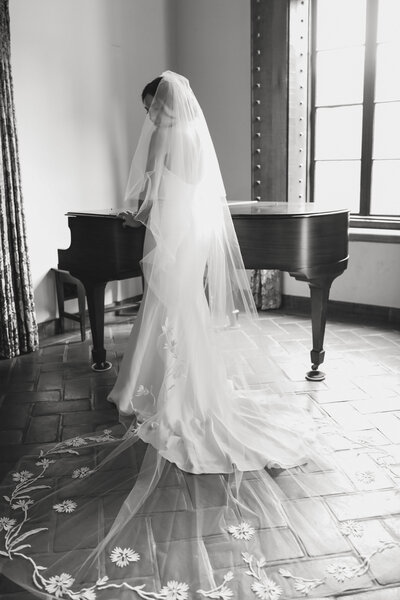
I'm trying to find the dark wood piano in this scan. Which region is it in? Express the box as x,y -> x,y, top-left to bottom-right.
58,202 -> 349,379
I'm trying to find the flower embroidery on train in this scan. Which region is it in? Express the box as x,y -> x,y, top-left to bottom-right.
53,500 -> 77,513
198,571 -> 234,599
251,578 -> 283,600
45,573 -> 75,598
64,436 -> 88,448
326,563 -> 357,583
11,499 -> 34,511
278,568 -> 325,596
12,470 -> 34,483
135,384 -> 150,396
227,521 -> 255,540
109,546 -> 140,568
71,467 -> 93,479
35,458 -> 55,468
356,470 -> 376,484
162,318 -> 178,359
242,554 -> 283,600
0,517 -> 16,531
159,580 -> 189,600
339,520 -> 364,537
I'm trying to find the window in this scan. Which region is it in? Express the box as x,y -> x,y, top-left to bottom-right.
310,0 -> 400,227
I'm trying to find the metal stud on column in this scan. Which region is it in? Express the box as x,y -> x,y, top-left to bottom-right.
288,0 -> 310,203
251,0 -> 290,203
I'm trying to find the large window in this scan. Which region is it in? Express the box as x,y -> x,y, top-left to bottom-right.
311,0 -> 400,226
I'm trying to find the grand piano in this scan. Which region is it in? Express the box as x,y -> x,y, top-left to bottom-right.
58,202 -> 349,379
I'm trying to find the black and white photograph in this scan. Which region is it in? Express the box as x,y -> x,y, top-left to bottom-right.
1,1 -> 400,598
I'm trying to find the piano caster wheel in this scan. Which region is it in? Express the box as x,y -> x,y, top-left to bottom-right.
91,361 -> 112,372
305,366 -> 325,381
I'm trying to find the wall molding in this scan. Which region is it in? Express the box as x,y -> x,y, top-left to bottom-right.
281,294 -> 400,329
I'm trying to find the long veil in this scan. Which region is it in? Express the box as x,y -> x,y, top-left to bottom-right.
1,71 -> 397,599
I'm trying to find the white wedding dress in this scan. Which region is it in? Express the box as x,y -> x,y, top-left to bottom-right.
1,72 -> 394,600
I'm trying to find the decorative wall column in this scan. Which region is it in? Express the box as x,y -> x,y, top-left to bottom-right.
250,0 -> 310,310
251,0 -> 310,203
288,0 -> 310,203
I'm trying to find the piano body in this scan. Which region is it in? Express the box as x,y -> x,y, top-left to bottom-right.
58,202 -> 349,379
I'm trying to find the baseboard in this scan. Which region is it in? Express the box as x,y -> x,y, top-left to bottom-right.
38,296 -> 141,341
38,294 -> 400,341
281,294 -> 400,329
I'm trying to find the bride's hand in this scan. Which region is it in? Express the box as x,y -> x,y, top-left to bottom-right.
118,210 -> 142,228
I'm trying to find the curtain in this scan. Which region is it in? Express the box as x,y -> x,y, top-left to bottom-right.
250,269 -> 282,310
0,0 -> 38,359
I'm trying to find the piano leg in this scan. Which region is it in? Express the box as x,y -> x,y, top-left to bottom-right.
83,280 -> 112,372
306,276 -> 335,381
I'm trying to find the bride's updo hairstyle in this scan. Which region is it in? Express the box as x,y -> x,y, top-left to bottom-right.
141,76 -> 163,102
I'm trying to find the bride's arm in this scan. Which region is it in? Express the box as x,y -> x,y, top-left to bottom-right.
121,129 -> 167,227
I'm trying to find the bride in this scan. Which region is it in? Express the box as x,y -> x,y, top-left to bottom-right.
0,71 -> 388,600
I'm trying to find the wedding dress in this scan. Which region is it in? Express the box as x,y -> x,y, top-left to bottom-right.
1,72 -> 398,599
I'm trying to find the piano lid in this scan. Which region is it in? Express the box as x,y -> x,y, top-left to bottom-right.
66,209 -> 122,219
66,202 -> 350,220
65,204 -> 257,219
229,201 -> 350,218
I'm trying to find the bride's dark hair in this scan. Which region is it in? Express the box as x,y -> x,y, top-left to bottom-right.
141,76 -> 163,102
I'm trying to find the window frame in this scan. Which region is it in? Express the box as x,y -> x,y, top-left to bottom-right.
309,0 -> 400,230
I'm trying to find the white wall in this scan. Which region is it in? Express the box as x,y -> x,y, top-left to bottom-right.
10,0 -> 174,323
172,0 -> 251,202
284,240 -> 400,308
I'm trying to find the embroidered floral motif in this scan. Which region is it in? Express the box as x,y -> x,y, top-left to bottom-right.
356,470 -> 376,484
53,500 -> 77,513
243,554 -> 283,600
0,517 -> 16,531
278,568 -> 325,596
11,499 -> 34,511
326,540 -> 400,583
72,467 -> 93,479
326,563 -> 356,583
35,458 -> 55,468
79,590 -> 96,600
45,573 -> 75,598
162,318 -> 178,359
198,571 -> 234,598
251,578 -> 282,600
12,470 -> 33,483
227,521 -> 255,540
339,520 -> 364,537
109,546 -> 140,568
135,384 -> 150,396
37,429 -> 119,458
1,450 -> 197,600
375,454 -> 395,466
159,580 -> 189,599
64,437 -> 87,448
161,318 -> 186,385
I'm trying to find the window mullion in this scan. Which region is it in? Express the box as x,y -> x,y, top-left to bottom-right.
309,0 -> 317,203
359,0 -> 378,216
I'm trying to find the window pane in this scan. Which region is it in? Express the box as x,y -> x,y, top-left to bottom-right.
316,48 -> 365,106
315,106 -> 363,160
373,101 -> 400,158
316,0 -> 366,50
314,160 -> 360,213
375,42 -> 400,102
377,0 -> 400,43
370,160 -> 400,215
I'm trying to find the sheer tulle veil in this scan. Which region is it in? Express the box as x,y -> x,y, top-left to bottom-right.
124,70 -> 258,329
0,71 -> 390,600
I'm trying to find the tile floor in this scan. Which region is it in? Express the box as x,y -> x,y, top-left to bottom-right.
1,308 -> 400,599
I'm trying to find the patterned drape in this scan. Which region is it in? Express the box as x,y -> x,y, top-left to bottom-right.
250,270 -> 282,310
0,0 -> 38,359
